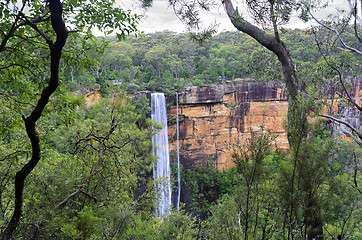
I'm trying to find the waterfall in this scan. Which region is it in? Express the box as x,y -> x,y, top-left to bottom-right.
151,93 -> 171,217
176,93 -> 181,212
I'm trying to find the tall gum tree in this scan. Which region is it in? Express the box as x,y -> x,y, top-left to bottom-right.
222,3 -> 324,239
222,4 -> 323,239
162,0 -> 324,239
311,0 -> 362,147
0,0 -> 141,238
1,1 -> 68,238
223,3 -> 324,239
310,0 -> 362,198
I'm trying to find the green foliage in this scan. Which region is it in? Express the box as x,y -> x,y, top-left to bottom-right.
0,3 -> 144,237
194,128 -> 361,239
200,141 -> 286,239
59,206 -> 105,239
229,130 -> 279,239
189,28 -> 217,45
122,208 -> 197,240
58,28 -> 360,94
182,161 -> 238,216
319,141 -> 362,238
0,0 -> 142,102
206,194 -> 244,240
2,86 -> 361,239
0,91 -> 157,238
231,129 -> 277,184
246,48 -> 283,83
1,1 -> 362,238
155,209 -> 198,240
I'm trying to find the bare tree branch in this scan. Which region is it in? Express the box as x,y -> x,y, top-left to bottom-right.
320,114 -> 362,142
340,128 -> 362,147
0,0 -> 28,52
55,140 -> 103,209
0,151 -> 29,162
19,13 -> 52,44
309,10 -> 362,56
311,28 -> 362,113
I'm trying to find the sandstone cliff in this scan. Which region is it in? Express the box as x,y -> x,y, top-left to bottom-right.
81,77 -> 362,171
167,80 -> 289,170
167,77 -> 362,170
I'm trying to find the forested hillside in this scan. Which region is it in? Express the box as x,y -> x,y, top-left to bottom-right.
1,0 -> 361,238
62,29 -> 361,95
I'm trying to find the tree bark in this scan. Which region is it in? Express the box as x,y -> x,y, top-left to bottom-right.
0,1 -> 68,239
223,0 -> 303,145
223,1 -> 323,239
303,181 -> 324,240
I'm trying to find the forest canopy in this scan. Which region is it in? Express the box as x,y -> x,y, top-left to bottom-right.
0,0 -> 361,239
61,28 -> 362,95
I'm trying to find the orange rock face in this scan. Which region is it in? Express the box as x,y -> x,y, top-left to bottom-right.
167,81 -> 289,170
84,89 -> 101,106
167,77 -> 362,171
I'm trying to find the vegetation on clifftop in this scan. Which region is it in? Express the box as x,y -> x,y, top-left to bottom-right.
61,28 -> 361,95
0,0 -> 361,238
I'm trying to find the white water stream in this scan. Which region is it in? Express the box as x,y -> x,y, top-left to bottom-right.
151,93 -> 171,217
176,92 -> 181,212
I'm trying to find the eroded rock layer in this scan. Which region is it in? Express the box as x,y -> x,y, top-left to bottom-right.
167,81 -> 289,170
167,77 -> 362,170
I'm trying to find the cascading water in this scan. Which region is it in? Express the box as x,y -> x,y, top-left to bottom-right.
151,93 -> 171,217
176,92 -> 181,212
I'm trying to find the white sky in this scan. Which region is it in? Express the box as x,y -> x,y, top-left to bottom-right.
131,0 -> 349,34
137,0 -> 233,33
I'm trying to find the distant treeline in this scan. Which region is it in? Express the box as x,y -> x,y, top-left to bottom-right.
61,29 -> 360,94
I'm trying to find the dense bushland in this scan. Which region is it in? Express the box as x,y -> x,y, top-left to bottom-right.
1,0 -> 361,237
61,29 -> 361,95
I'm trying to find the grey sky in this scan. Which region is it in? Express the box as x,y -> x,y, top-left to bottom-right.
138,1 -> 234,33
135,0 -> 349,33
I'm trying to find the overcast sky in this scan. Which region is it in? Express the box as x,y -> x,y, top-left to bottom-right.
137,0 -> 232,33
130,0 -> 349,34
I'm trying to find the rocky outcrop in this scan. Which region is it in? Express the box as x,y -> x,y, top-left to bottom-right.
167,80 -> 289,170
81,77 -> 362,171
167,77 -> 362,170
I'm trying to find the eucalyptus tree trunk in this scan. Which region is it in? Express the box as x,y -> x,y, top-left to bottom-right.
223,1 -> 323,239
0,0 -> 68,239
